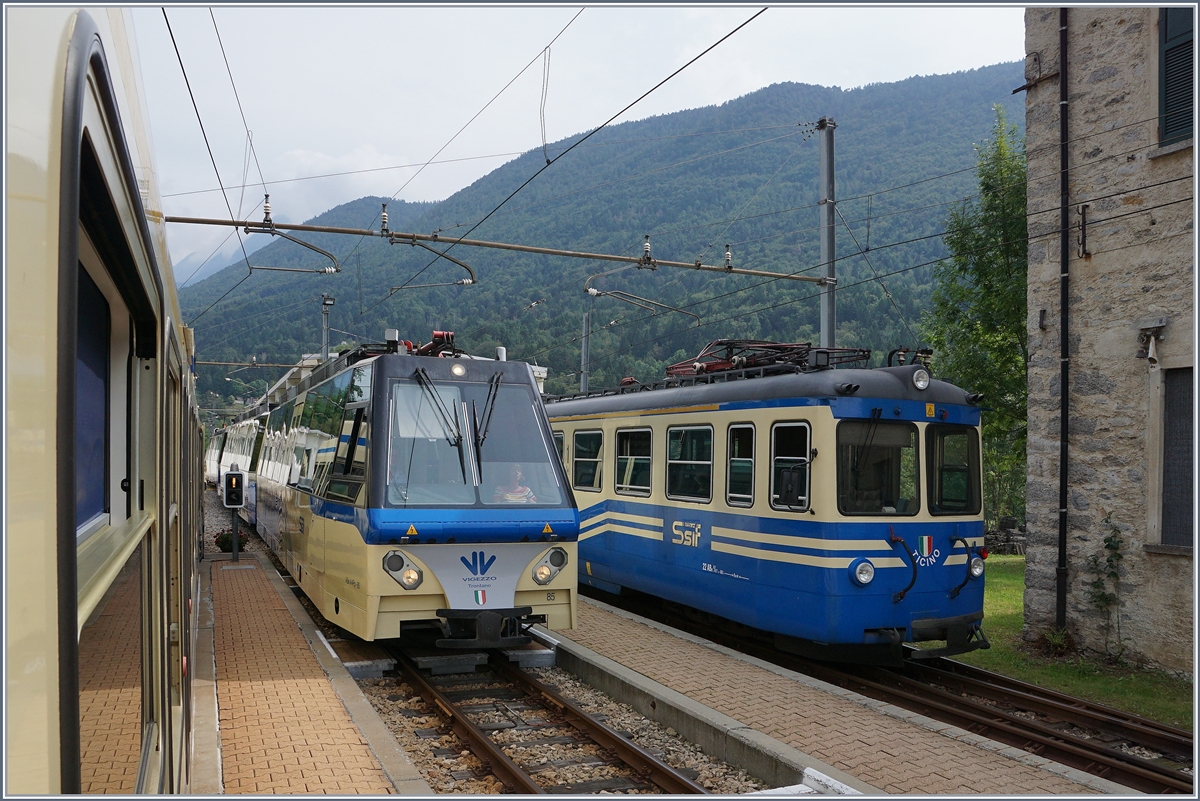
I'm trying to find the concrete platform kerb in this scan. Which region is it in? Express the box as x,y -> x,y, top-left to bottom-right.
543,597 -> 1137,796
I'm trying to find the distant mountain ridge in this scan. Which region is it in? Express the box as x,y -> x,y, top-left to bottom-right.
180,62 -> 1025,398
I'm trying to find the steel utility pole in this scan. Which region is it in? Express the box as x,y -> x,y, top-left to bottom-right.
321,294 -> 335,361
580,311 -> 591,393
818,117 -> 837,348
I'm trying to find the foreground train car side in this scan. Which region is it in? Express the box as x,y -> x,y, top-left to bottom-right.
253,344 -> 580,647
546,353 -> 989,663
7,9 -> 202,794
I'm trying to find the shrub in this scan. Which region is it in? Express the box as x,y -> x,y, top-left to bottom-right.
213,528 -> 249,553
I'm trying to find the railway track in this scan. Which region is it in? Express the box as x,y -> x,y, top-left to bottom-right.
583,587 -> 1194,794
388,646 -> 709,794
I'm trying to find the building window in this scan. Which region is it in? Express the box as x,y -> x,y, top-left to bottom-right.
1161,367 -> 1193,546
615,429 -> 651,495
1160,8 -> 1194,145
76,263 -> 110,532
666,426 -> 712,502
573,430 -> 603,491
727,425 -> 754,507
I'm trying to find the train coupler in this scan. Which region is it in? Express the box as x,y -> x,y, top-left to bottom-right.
435,606 -> 533,649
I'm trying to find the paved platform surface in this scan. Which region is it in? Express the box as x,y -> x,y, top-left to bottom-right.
558,598 -> 1111,795
196,549 -> 431,795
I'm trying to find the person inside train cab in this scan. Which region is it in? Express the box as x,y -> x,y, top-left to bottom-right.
492,463 -> 537,503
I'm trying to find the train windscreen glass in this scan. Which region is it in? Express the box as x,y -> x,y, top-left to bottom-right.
386,378 -> 563,507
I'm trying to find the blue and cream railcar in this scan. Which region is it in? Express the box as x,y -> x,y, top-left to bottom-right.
254,341 -> 579,647
7,8 -> 203,792
203,428 -> 226,486
217,410 -> 268,527
545,348 -> 989,662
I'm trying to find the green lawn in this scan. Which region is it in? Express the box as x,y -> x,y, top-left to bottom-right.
952,555 -> 1194,731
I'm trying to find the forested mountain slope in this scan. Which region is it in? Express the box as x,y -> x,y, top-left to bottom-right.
180,62 -> 1024,398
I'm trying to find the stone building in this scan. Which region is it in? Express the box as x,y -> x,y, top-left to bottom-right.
1021,7 -> 1194,674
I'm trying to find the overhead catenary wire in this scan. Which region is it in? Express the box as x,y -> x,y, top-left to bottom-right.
521,191 -> 1193,369
343,8 -> 587,312
162,8 -> 254,299
210,9 -> 266,194
382,7 -> 769,301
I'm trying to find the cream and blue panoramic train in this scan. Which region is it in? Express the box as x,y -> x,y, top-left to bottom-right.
7,8 -> 203,793
246,332 -> 579,647
545,340 -> 990,663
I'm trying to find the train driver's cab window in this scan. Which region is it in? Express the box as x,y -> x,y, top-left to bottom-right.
553,431 -> 564,462
727,425 -> 754,507
771,423 -> 811,510
615,429 -> 652,496
667,426 -> 712,502
926,424 -> 981,515
573,431 -> 603,492
386,381 -> 474,505
837,420 -> 919,516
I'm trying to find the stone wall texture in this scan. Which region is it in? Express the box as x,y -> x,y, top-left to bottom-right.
1022,7 -> 1193,674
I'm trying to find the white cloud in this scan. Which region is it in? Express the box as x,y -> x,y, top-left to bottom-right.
133,5 -> 1026,266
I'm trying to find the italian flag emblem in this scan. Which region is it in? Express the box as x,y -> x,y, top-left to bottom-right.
474,590 -> 487,605
918,536 -> 934,558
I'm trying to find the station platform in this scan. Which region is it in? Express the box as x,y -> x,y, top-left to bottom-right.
190,489 -> 1129,796
193,550 -> 432,795
546,598 -> 1132,796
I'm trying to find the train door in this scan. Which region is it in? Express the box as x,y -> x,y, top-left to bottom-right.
165,343 -> 190,792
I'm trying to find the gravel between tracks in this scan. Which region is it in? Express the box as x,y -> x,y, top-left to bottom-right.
203,489 -> 768,793
357,670 -> 769,794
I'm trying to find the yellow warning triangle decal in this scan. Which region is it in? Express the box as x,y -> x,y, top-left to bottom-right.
406,524 -> 419,536
543,523 -> 554,534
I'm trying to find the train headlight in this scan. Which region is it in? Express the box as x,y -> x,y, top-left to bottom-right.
383,550 -> 423,590
400,567 -> 423,589
969,556 -> 985,579
912,368 -> 930,390
851,558 -> 875,586
533,546 -> 569,585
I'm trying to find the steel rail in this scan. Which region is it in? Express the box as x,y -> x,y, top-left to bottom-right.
164,215 -> 824,283
830,662 -> 1192,794
909,651 -> 1191,740
487,651 -> 709,794
393,650 -> 545,794
580,588 -> 1191,794
900,656 -> 1193,758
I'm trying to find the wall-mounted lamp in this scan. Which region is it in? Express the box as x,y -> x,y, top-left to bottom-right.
1135,316 -> 1168,371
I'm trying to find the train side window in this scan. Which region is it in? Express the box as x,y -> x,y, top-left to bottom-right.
667,426 -> 712,502
926,425 -> 981,515
75,238 -> 132,541
76,263 -> 111,534
836,420 -> 920,516
573,431 -> 603,491
326,405 -> 369,505
615,429 -> 652,496
727,425 -> 755,507
552,431 -> 564,462
771,423 -> 811,510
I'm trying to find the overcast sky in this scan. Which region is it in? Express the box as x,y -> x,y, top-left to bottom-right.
130,5 -> 1026,279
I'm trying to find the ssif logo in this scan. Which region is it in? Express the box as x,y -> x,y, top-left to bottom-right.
912,535 -> 941,567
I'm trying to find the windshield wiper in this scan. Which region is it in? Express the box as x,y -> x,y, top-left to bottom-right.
414,367 -> 461,447
414,367 -> 470,485
472,373 -> 503,476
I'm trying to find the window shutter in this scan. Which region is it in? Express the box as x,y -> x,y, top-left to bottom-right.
1161,367 -> 1194,546
1160,8 -> 1194,145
